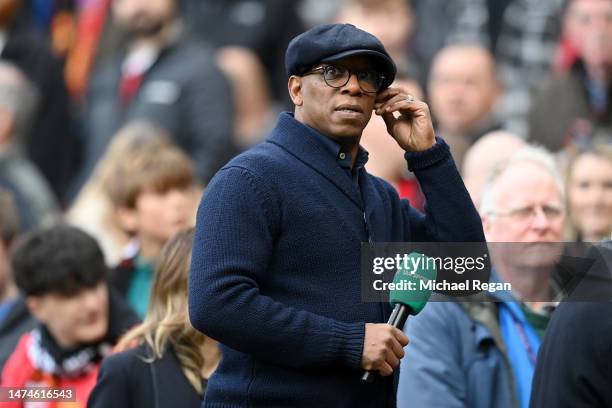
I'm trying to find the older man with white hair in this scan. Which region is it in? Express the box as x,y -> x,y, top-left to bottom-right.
398,145 -> 565,408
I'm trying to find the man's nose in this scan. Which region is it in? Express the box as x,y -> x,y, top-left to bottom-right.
531,207 -> 550,229
81,288 -> 103,310
342,72 -> 362,94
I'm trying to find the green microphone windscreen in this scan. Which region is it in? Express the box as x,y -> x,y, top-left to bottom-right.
389,252 -> 438,315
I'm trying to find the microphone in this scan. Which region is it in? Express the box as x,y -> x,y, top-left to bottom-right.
361,252 -> 437,383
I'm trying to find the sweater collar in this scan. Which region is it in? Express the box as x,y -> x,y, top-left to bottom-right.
267,112 -> 366,209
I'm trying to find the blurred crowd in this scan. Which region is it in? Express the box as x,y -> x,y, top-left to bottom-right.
0,0 -> 610,407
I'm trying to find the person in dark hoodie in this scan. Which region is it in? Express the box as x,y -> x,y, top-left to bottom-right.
0,225 -> 139,407
530,241 -> 612,408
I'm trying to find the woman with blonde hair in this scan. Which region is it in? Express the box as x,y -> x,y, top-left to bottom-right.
88,228 -> 219,407
565,141 -> 612,242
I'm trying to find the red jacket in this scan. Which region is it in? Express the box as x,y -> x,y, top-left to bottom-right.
0,332 -> 99,408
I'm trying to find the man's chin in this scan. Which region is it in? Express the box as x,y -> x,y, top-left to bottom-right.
127,21 -> 165,38
330,123 -> 367,140
519,242 -> 562,266
76,322 -> 108,345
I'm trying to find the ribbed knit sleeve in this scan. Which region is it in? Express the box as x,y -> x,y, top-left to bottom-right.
188,166 -> 365,370
404,136 -> 451,171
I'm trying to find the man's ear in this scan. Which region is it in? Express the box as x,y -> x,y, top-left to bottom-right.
115,206 -> 138,234
26,296 -> 48,323
288,75 -> 303,106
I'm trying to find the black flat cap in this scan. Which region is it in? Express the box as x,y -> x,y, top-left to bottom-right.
285,23 -> 396,90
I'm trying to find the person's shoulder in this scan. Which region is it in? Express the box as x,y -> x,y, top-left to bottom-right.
532,68 -> 582,101
408,295 -> 480,338
160,39 -> 219,73
551,301 -> 612,333
171,38 -> 216,58
417,296 -> 471,320
100,344 -> 152,377
219,140 -> 291,178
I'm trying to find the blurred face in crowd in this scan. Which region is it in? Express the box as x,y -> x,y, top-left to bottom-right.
565,0 -> 612,78
27,282 -> 109,348
428,45 -> 500,134
119,187 -> 196,246
483,162 -> 565,268
335,0 -> 414,57
462,131 -> 526,206
568,152 -> 612,240
113,0 -> 175,37
290,56 -> 377,142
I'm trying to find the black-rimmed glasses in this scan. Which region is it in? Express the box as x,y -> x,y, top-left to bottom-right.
302,64 -> 385,94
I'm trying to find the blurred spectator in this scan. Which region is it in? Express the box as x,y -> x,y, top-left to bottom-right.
428,44 -> 502,167
67,122 -> 174,266
360,73 -> 426,210
409,0 -> 458,86
399,146 -> 565,408
298,0 -> 342,27
183,0 -> 304,108
13,0 -> 119,101
77,0 -> 236,193
215,46 -> 273,148
457,0 -> 564,136
88,228 -> 220,407
565,141 -> 612,242
11,0 -> 75,47
106,136 -> 198,318
65,0 -> 113,100
462,130 -> 526,207
0,61 -> 60,231
0,0 -> 80,202
0,225 -> 139,406
529,0 -> 612,151
335,0 -> 421,80
442,0 -> 512,49
0,188 -> 33,376
532,301 -> 612,407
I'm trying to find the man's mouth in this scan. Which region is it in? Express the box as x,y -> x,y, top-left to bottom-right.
335,104 -> 363,114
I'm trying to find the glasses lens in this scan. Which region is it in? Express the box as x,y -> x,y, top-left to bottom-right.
323,65 -> 348,86
358,70 -> 383,93
320,65 -> 383,93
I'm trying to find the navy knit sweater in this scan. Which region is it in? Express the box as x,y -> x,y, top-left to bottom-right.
189,113 -> 485,408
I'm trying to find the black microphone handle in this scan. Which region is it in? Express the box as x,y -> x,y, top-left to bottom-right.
389,303 -> 409,329
361,303 -> 410,383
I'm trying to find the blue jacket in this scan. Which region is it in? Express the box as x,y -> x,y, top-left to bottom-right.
398,287 -> 520,408
189,112 -> 485,407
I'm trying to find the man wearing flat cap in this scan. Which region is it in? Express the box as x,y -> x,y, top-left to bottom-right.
189,24 -> 485,407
